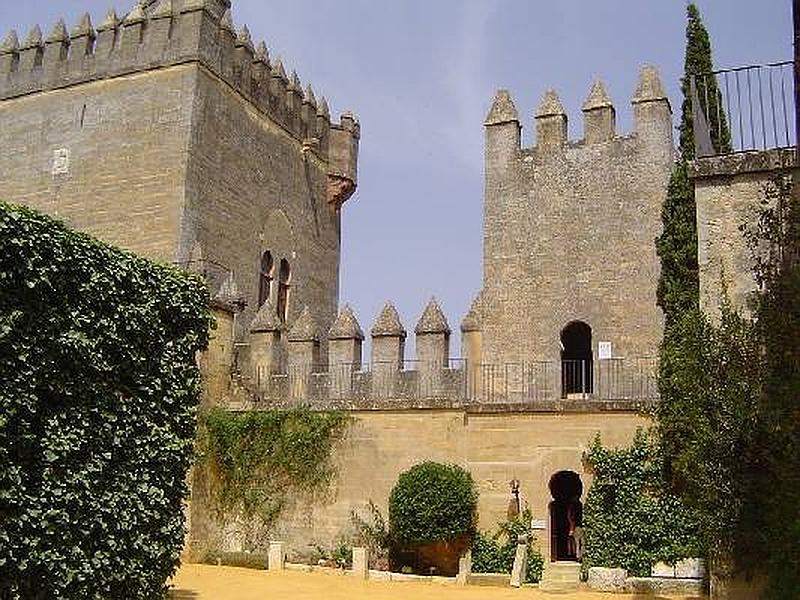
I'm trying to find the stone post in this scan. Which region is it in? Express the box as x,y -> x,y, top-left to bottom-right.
370,302 -> 406,398
248,298 -> 282,391
415,298 -> 451,398
456,549 -> 472,586
287,306 -> 319,402
68,14 -> 96,65
351,547 -> 369,580
582,79 -> 615,144
535,89 -> 568,150
268,541 -> 285,571
328,305 -> 365,399
485,89 -> 521,174
632,65 -> 672,144
460,293 -> 483,400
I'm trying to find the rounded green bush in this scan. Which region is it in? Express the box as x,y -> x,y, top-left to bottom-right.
388,461 -> 477,546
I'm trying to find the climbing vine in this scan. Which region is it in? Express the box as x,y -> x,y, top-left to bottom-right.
582,430 -> 703,577
197,407 -> 351,547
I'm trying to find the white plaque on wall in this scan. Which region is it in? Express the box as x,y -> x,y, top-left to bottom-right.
52,148 -> 70,176
598,341 -> 612,360
530,519 -> 547,530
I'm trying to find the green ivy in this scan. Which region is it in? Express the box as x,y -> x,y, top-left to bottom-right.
197,407 -> 350,542
0,203 -> 212,599
471,509 -> 544,583
388,462 -> 478,547
582,430 -> 703,577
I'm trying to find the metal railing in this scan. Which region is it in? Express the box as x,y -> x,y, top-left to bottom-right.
240,353 -> 658,406
468,358 -> 658,404
690,61 -> 796,158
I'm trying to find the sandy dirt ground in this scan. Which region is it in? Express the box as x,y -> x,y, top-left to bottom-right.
168,564 -> 693,600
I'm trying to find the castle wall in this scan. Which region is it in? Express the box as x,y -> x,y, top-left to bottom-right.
189,408 -> 648,563
691,148 -> 796,317
481,76 -> 673,370
0,66 -> 195,261
183,65 -> 341,336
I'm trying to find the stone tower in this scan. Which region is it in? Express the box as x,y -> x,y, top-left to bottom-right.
477,67 -> 673,387
0,0 -> 360,335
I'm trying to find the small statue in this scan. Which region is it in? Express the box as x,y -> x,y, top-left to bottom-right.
507,478 -> 521,520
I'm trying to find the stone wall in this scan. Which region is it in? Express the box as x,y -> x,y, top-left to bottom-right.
0,65 -> 195,261
189,402 -> 648,564
691,147 -> 796,317
0,1 -> 360,338
480,68 -> 674,368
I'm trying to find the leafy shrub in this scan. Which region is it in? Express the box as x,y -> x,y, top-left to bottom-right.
582,430 -> 703,577
388,462 -> 477,546
351,500 -> 392,563
471,509 -> 544,583
0,203 -> 211,599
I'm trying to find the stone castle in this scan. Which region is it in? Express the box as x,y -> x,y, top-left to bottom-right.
1,0 -> 788,574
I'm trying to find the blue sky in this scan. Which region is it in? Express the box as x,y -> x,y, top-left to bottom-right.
0,1 -> 792,351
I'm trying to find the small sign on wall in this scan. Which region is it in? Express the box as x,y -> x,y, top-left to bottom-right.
598,341 -> 612,360
530,519 -> 547,530
52,148 -> 70,176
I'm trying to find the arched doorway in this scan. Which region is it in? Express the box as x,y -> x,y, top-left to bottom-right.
561,321 -> 593,397
549,471 -> 583,562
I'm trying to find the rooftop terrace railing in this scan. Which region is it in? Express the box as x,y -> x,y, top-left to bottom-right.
241,356 -> 659,408
690,61 -> 796,158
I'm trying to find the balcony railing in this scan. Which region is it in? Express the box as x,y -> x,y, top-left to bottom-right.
689,61 -> 796,158
241,356 -> 659,407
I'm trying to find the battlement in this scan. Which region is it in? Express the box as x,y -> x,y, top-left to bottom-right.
0,0 -> 359,171
215,295 -> 658,410
484,66 -> 671,156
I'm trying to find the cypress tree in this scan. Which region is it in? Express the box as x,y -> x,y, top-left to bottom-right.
656,3 -> 731,325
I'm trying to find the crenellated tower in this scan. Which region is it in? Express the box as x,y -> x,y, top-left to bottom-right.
480,67 -> 673,382
0,0 -> 360,339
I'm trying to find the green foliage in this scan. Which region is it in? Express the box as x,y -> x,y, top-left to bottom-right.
351,500 -> 392,560
657,3 -> 730,324
679,3 -> 732,161
471,509 -> 544,583
0,203 -> 212,599
388,462 -> 477,546
331,540 -> 354,569
657,174 -> 800,597
582,431 -> 702,577
198,407 -> 350,546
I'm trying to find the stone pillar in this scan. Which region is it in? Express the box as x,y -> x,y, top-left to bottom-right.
268,541 -> 285,571
248,298 -> 282,391
351,547 -> 369,580
415,298 -> 451,398
328,305 -> 365,399
370,302 -> 406,398
632,65 -> 672,144
203,274 -> 244,408
456,550 -> 472,586
485,89 -> 521,171
287,306 -> 319,402
535,89 -> 568,150
582,79 -> 615,144
68,14 -> 96,65
460,293 -> 483,400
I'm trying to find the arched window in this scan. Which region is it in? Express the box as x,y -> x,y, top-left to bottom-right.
277,258 -> 291,323
561,321 -> 593,397
258,251 -> 274,307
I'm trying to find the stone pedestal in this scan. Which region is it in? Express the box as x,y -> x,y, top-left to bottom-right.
351,547 -> 368,580
268,541 -> 285,571
509,543 -> 527,587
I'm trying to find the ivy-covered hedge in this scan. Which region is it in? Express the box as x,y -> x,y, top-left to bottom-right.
0,203 -> 212,599
582,430 -> 702,577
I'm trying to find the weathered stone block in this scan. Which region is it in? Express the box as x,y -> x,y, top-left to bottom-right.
351,547 -> 368,580
588,567 -> 627,592
268,541 -> 285,571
